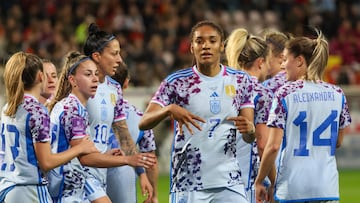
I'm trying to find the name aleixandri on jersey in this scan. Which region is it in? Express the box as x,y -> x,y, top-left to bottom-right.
293,91 -> 335,103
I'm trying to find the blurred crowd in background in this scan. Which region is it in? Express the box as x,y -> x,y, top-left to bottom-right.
1,0 -> 360,86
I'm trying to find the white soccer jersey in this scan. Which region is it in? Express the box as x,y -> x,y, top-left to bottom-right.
85,76 -> 126,185
267,80 -> 352,202
151,65 -> 254,192
237,77 -> 272,203
0,94 -> 51,200
48,94 -> 89,202
107,99 -> 156,203
108,99 -> 156,151
262,70 -> 287,94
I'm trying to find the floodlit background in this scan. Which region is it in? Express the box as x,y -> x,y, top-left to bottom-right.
0,1 -> 359,201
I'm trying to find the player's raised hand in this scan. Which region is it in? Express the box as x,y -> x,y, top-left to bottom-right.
169,104 -> 205,135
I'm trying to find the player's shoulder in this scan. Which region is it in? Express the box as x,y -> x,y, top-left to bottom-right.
165,67 -> 194,83
274,80 -> 303,98
23,96 -> 48,116
316,80 -> 345,94
224,65 -> 248,76
106,76 -> 122,88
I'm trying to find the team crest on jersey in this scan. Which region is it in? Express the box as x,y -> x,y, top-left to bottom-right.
110,94 -> 116,106
210,92 -> 220,114
225,85 -> 236,97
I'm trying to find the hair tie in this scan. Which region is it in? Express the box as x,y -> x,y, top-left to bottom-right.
67,57 -> 91,78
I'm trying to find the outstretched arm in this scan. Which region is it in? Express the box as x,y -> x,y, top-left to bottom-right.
139,103 -> 205,134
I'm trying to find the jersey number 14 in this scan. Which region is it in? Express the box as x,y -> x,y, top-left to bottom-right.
293,110 -> 338,156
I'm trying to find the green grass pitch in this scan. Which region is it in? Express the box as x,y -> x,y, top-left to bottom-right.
137,169 -> 360,202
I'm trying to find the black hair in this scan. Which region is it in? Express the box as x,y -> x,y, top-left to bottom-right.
83,23 -> 115,56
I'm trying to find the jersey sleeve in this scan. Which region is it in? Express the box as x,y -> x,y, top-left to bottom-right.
254,85 -> 272,125
237,73 -> 255,110
30,106 -> 51,142
267,91 -> 286,129
62,103 -> 87,140
150,80 -> 174,107
339,93 -> 352,129
138,129 -> 156,152
114,82 -> 127,122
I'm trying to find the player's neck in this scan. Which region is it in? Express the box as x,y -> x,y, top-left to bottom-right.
196,63 -> 221,77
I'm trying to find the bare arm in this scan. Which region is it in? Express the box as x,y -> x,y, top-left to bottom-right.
78,148 -> 156,168
112,119 -> 138,155
255,123 -> 270,157
146,151 -> 159,203
227,107 -> 255,143
138,172 -> 153,203
35,136 -> 98,172
337,127 -> 348,148
255,127 -> 283,202
139,103 -> 205,134
139,103 -> 172,130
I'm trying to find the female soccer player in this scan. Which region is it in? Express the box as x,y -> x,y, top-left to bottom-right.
225,28 -> 273,203
39,59 -> 58,107
255,30 -> 352,203
107,65 -> 159,203
139,20 -> 256,203
48,51 -> 101,202
0,52 -> 96,202
83,23 -> 155,203
262,30 -> 291,93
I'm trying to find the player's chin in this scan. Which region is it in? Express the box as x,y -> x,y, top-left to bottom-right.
88,89 -> 98,96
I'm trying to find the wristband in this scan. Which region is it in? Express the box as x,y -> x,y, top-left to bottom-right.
135,166 -> 145,176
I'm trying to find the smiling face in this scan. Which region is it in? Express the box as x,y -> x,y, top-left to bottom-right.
41,62 -> 58,99
190,25 -> 224,69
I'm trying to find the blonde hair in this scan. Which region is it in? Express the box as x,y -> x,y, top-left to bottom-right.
226,28 -> 268,70
286,29 -> 328,81
4,52 -> 43,117
264,30 -> 291,57
225,28 -> 248,69
48,51 -> 89,111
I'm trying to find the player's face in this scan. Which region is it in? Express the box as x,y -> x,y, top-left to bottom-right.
282,48 -> 300,81
41,62 -> 58,99
73,60 -> 99,99
265,44 -> 284,77
258,58 -> 268,82
98,39 -> 124,77
190,25 -> 224,68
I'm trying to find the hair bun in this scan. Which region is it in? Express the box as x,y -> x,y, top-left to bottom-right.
88,23 -> 100,36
